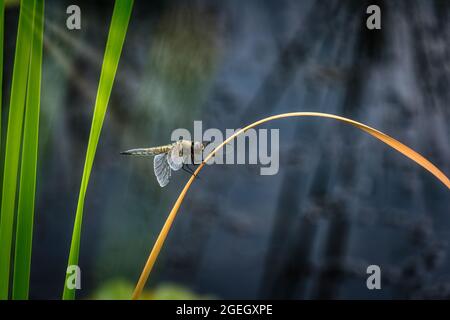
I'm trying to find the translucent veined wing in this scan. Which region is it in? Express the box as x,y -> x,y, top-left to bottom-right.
154,153 -> 171,187
167,142 -> 185,171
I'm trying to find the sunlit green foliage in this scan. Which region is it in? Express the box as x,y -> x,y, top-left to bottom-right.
63,0 -> 134,300
91,279 -> 213,300
0,0 -> 35,300
0,0 -> 4,149
13,0 -> 45,300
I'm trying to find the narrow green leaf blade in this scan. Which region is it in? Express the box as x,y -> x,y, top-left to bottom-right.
0,0 -> 4,149
0,0 -> 34,300
12,0 -> 44,300
62,0 -> 134,300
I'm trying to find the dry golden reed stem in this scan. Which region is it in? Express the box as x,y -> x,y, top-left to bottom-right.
131,112 -> 450,299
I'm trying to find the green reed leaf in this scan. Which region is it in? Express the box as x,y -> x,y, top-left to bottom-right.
63,0 -> 134,300
0,0 -> 34,300
12,0 -> 44,300
0,0 -> 4,150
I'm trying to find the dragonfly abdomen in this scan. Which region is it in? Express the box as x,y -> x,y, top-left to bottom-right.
121,145 -> 172,156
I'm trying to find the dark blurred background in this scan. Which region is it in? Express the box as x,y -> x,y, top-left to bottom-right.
2,0 -> 449,299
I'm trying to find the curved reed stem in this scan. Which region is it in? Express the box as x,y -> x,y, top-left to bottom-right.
131,111 -> 450,299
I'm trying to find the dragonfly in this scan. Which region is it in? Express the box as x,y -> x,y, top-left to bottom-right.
121,140 -> 208,187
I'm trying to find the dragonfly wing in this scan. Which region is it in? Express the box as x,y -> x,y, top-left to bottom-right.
154,153 -> 171,187
168,144 -> 184,171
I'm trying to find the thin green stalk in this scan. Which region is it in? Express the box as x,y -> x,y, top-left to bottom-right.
12,0 -> 44,300
63,0 -> 133,300
0,0 -> 4,149
0,0 -> 34,300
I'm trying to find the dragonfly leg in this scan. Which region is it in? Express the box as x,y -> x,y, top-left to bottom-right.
182,164 -> 200,179
190,164 -> 202,180
181,165 -> 193,175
